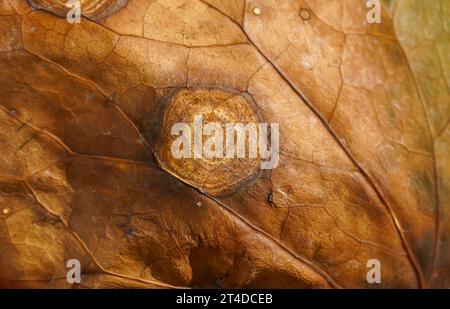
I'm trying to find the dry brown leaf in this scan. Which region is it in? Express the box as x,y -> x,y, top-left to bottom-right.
0,0 -> 448,288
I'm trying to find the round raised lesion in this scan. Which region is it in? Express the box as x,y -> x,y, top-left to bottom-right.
28,0 -> 128,21
155,88 -> 262,197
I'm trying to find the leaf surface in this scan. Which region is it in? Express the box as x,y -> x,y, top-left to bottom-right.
0,0 -> 448,288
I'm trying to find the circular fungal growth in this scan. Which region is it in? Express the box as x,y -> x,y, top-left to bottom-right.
28,0 -> 128,21
155,89 -> 262,197
299,8 -> 311,21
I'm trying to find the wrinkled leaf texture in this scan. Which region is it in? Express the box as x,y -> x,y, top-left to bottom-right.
0,0 -> 448,288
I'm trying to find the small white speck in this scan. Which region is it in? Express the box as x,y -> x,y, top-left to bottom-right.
301,54 -> 315,69
3,208 -> 10,215
196,201 -> 202,207
253,6 -> 261,16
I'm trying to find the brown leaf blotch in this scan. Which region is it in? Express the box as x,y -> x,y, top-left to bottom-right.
155,88 -> 262,197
